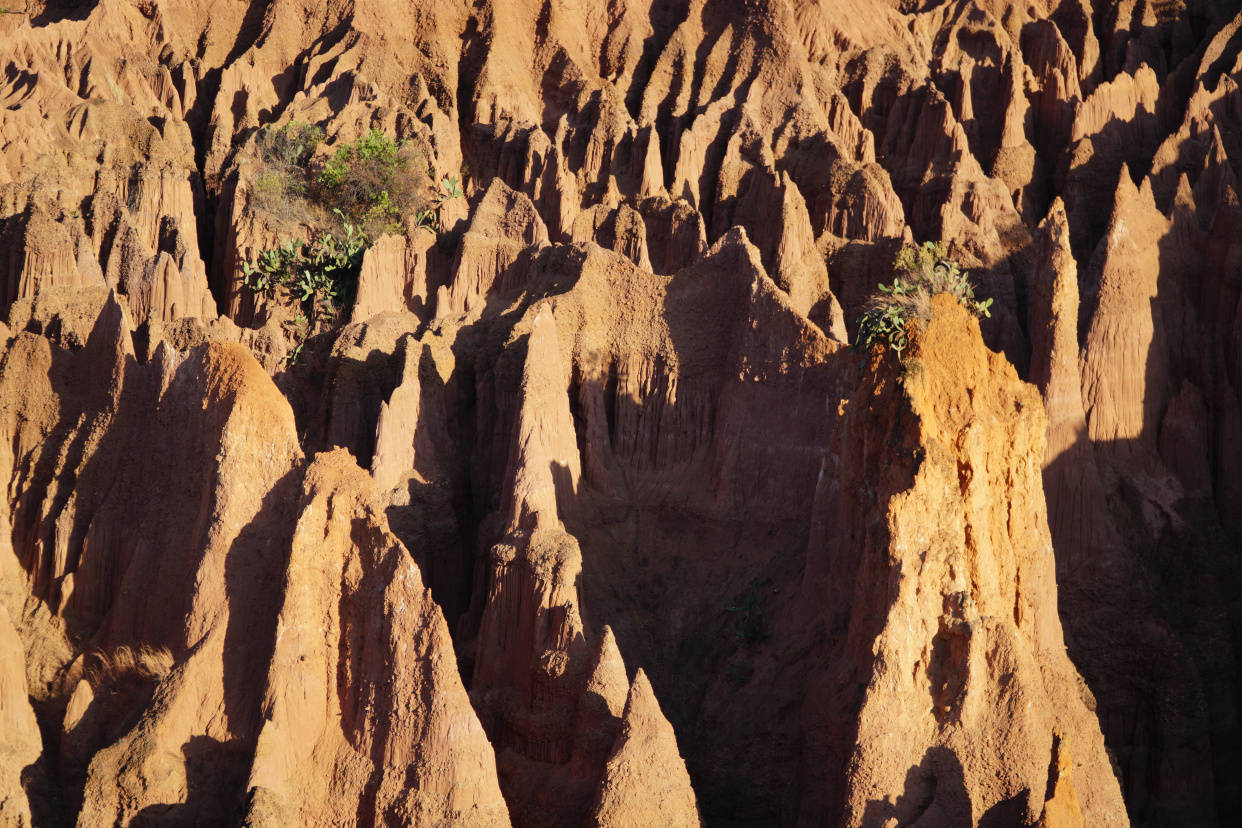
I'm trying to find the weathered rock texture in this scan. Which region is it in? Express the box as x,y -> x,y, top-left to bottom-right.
245,450 -> 510,827
798,296 -> 1124,826
0,0 -> 1239,826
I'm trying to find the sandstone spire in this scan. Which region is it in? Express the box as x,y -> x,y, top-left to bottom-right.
587,669 -> 700,828
245,451 -> 511,827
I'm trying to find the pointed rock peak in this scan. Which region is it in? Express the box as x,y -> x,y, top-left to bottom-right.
1034,200 -> 1076,287
1172,172 -> 1196,217
1029,195 -> 1081,419
587,668 -> 700,827
593,623 -> 620,658
524,304 -> 566,389
446,178 -> 551,316
704,226 -> 765,276
194,342 -> 302,443
553,113 -> 571,146
638,126 -> 664,198
301,448 -> 393,538
778,172 -> 814,243
623,668 -> 661,723
502,302 -> 582,534
834,289 -> 1126,825
1040,198 -> 1070,236
1105,164 -> 1163,231
150,339 -> 183,392
1221,73 -> 1241,98
249,447 -> 511,827
470,178 -> 549,247
1209,124 -> 1229,165
85,288 -> 136,363
1138,175 -> 1157,208
583,626 -> 629,719
369,346 -> 428,491
711,224 -> 752,253
1135,61 -> 1159,89
1113,163 -> 1138,204
695,226 -> 783,306
774,172 -> 820,278
602,175 -> 622,208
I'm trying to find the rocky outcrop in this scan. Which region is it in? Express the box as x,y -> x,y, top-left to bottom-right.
441,181 -> 549,319
0,10 -> 217,326
245,450 -> 510,827
2,0 -> 1242,825
798,296 -> 1127,827
466,301 -> 699,827
0,295 -> 303,822
1079,170 -> 1172,456
587,670 -> 700,828
0,296 -> 517,825
0,603 -> 41,827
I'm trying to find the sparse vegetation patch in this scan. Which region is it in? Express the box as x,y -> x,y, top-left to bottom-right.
241,122 -> 464,363
856,241 -> 992,369
248,121 -> 325,228
242,210 -> 368,330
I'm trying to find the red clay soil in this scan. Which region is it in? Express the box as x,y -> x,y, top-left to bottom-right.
0,1 -> 1241,826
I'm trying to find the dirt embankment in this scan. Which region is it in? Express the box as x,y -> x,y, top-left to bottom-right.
1,1 -> 1240,826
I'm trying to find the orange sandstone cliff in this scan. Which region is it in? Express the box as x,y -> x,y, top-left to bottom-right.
0,1 -> 1239,826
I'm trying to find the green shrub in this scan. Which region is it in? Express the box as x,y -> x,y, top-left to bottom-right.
318,128 -> 401,188
248,123 -> 463,238
856,241 -> 993,366
249,168 -> 312,228
313,128 -> 431,237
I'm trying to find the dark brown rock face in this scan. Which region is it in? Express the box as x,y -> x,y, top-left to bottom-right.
0,1 -> 1240,826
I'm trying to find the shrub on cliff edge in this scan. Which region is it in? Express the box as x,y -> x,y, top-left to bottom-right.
856,241 -> 992,366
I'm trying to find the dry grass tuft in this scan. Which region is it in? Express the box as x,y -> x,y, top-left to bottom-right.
84,644 -> 174,687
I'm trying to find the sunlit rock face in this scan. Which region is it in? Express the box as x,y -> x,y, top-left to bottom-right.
0,1 -> 1240,825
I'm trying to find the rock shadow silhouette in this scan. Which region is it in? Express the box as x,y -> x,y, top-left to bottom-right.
860,746 -> 1030,828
